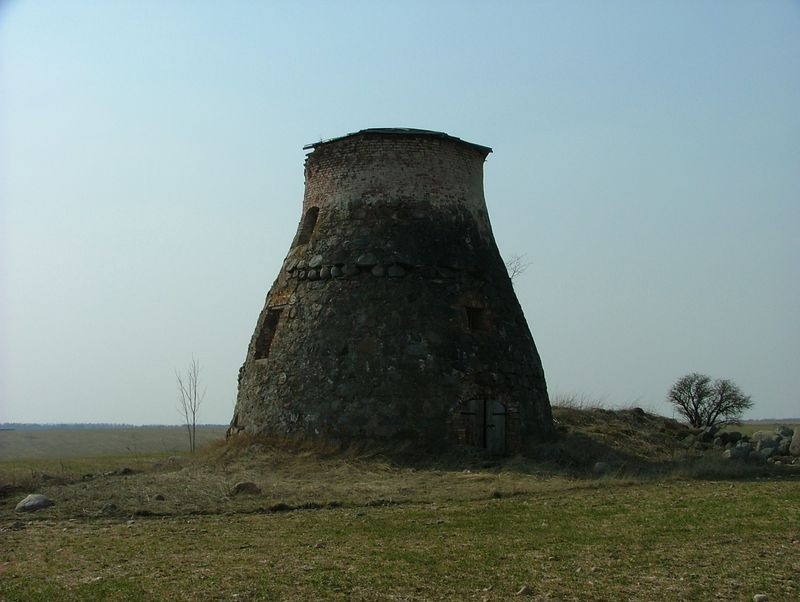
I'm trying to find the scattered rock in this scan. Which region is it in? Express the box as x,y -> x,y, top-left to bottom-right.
722,447 -> 750,460
760,446 -> 777,459
371,265 -> 386,277
753,594 -> 769,602
592,462 -> 609,475
154,494 -> 166,501
308,254 -> 324,268
15,494 -> 54,513
269,502 -> 293,512
231,481 -> 261,495
790,429 -> 800,457
717,425 -> 800,462
101,503 -> 119,515
516,585 -> 533,596
751,431 -> 779,449
726,431 -> 742,443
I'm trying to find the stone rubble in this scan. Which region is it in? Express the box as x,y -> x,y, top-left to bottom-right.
681,425 -> 799,464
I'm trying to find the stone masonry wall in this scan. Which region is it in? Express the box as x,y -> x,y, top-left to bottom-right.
229,131 -> 554,452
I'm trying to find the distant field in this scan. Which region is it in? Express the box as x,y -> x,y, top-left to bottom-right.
1,417 -> 794,461
0,426 -> 227,460
735,419 -> 800,435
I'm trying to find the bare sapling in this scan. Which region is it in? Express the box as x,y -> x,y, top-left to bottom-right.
176,356 -> 205,453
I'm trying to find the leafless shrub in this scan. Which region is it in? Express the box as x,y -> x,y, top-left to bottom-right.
504,253 -> 531,282
176,356 -> 205,453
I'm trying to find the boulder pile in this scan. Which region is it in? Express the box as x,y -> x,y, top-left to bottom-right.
682,425 -> 800,464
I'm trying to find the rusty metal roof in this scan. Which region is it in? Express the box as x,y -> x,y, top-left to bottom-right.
303,128 -> 492,155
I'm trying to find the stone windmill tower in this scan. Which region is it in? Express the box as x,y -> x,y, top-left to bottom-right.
228,128 -> 553,454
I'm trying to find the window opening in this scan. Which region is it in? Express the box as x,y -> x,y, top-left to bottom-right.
465,307 -> 487,331
254,307 -> 284,360
295,207 -> 319,246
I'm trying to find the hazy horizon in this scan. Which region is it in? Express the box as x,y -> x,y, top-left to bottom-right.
2,1 -> 798,425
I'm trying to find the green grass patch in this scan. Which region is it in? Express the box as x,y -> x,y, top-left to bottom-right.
2,480 -> 798,600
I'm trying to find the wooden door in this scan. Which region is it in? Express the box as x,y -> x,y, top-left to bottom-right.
461,399 -> 486,448
486,401 -> 506,456
461,399 -> 506,455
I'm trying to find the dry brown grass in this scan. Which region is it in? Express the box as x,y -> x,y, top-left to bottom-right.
2,409 -> 799,600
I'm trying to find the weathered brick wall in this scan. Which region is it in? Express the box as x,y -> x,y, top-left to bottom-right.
229,130 -> 553,453
303,132 -> 488,217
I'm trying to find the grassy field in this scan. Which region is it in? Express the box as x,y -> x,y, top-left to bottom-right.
1,412 -> 798,600
733,420 -> 800,436
0,425 -> 227,460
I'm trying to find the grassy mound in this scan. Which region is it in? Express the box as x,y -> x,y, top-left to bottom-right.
2,406 -> 794,522
545,405 -> 691,468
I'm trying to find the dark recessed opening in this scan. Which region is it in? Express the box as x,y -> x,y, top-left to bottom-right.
295,206 -> 320,247
465,307 -> 488,331
254,307 -> 284,360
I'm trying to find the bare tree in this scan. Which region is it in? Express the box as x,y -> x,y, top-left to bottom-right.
176,356 -> 205,453
667,372 -> 753,428
505,253 -> 531,282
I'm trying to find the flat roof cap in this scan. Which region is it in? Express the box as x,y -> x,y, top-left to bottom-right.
303,128 -> 492,155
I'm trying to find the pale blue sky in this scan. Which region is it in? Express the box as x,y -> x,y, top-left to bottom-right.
2,1 -> 798,424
